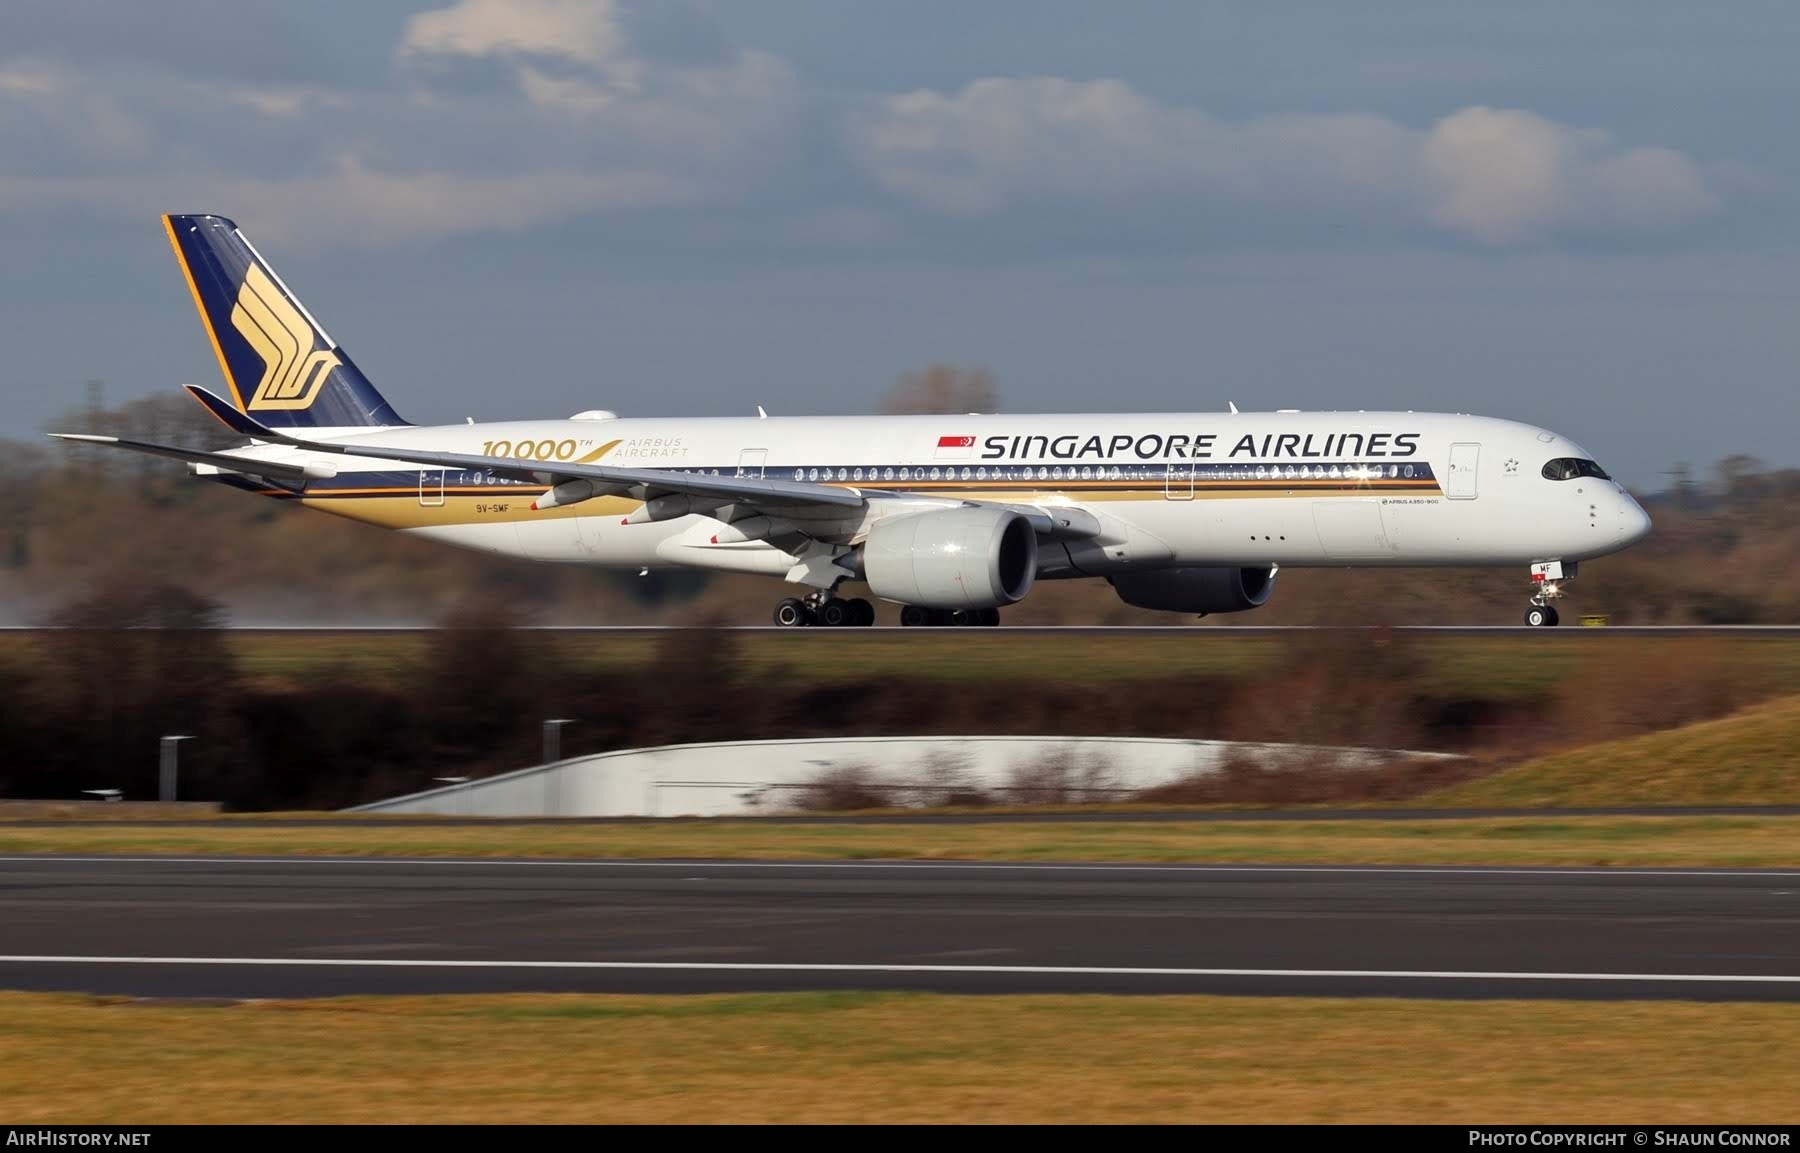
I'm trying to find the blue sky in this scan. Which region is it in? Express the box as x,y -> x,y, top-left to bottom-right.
2,0 -> 1795,491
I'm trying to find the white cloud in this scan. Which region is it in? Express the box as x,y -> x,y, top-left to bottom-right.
400,0 -> 640,80
0,9 -> 1720,254
0,57 -> 152,163
0,60 -> 57,95
219,85 -> 354,122
855,78 -> 1718,244
0,1 -> 795,249
0,155 -> 698,250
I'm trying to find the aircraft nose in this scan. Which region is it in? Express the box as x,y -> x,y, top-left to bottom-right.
1619,495 -> 1652,545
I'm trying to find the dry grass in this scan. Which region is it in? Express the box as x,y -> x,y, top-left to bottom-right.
1,991 -> 1796,1124
1419,694 -> 1800,808
9,629 -> 1795,696
4,814 -> 1800,866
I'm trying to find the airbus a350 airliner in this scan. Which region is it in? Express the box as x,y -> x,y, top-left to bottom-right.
53,214 -> 1651,627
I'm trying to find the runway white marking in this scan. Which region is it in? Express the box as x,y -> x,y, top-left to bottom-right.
0,955 -> 1796,984
3,857 -> 1799,880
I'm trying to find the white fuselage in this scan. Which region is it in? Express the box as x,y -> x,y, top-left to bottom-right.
213,409 -> 1651,585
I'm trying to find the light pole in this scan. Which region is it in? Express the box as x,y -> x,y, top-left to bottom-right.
542,719 -> 575,764
542,719 -> 575,817
160,735 -> 193,803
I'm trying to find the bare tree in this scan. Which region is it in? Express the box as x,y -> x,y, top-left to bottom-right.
880,365 -> 998,414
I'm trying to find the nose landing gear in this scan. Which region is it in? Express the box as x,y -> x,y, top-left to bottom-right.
1524,560 -> 1577,627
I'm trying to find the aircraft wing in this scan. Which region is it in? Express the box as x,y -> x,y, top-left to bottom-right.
180,385 -> 866,514
46,433 -> 321,481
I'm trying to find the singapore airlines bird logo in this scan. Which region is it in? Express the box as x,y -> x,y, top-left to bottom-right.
232,264 -> 341,410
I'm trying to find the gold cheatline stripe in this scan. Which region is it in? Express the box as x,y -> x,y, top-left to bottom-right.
292,485 -> 1447,530
161,215 -> 247,413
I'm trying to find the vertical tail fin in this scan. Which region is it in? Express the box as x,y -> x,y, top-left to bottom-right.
162,213 -> 408,429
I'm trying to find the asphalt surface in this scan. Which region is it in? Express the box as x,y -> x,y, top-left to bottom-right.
7,625 -> 1800,635
2,856 -> 1797,1001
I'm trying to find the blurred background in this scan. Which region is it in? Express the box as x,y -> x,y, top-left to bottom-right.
4,1 -> 1797,816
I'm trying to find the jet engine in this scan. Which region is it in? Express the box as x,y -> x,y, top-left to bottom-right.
1107,565 -> 1278,615
861,507 -> 1038,609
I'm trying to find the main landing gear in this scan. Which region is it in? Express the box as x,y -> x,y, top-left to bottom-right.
899,606 -> 1001,627
1523,560 -> 1576,627
773,591 -> 875,627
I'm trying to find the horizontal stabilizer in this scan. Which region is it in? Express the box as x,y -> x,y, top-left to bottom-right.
46,433 -> 330,480
186,383 -> 274,438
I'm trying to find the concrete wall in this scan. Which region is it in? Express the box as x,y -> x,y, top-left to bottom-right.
346,735 -> 1459,818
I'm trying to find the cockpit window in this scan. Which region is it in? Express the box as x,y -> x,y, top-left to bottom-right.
1541,457 -> 1611,482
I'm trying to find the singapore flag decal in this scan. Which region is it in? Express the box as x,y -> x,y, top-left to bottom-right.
935,434 -> 976,459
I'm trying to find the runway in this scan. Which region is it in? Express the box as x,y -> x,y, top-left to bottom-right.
5,624 -> 1798,636
20,624 -> 1800,635
1,856 -> 1797,1001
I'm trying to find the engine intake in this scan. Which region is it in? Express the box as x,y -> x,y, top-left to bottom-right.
861,507 -> 1038,609
1108,565 -> 1277,615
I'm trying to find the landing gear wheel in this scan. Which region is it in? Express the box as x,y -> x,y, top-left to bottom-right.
818,598 -> 853,627
773,598 -> 810,628
848,598 -> 875,627
977,608 -> 1001,627
1525,605 -> 1560,627
899,605 -> 930,627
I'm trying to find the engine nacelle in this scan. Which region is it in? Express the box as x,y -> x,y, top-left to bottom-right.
861,507 -> 1038,609
1107,565 -> 1278,615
